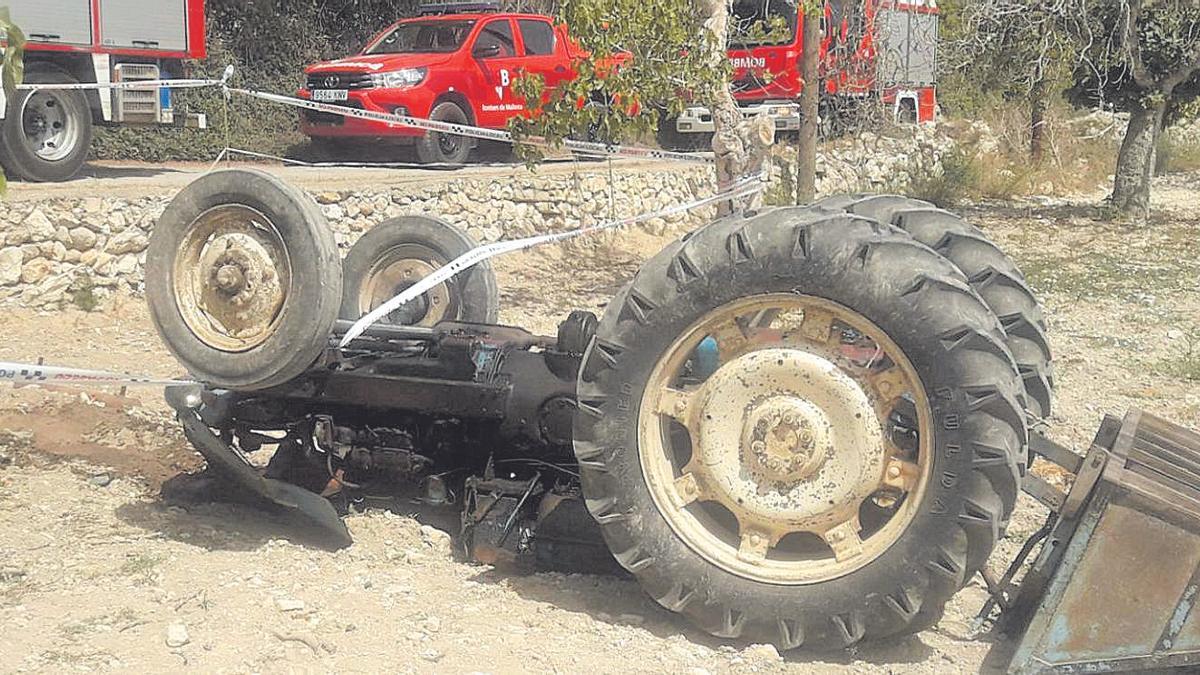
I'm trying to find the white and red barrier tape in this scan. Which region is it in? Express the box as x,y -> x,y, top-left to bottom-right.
226,86 -> 714,165
0,362 -> 193,387
15,77 -> 229,91
13,65 -> 720,165
4,65 -> 767,362
15,64 -> 236,92
338,173 -> 765,346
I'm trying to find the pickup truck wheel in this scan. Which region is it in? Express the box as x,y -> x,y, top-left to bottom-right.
655,114 -> 710,152
0,66 -> 93,182
575,207 -> 1025,650
416,102 -> 473,165
146,169 -> 342,390
819,195 -> 1054,423
339,215 -> 498,324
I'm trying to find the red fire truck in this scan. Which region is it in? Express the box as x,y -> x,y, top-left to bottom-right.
1,0 -> 207,182
659,0 -> 938,149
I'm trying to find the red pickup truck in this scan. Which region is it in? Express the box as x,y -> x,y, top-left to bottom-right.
299,5 -> 584,163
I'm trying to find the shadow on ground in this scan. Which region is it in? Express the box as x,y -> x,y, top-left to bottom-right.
116,468 -> 1019,668
73,163 -> 191,180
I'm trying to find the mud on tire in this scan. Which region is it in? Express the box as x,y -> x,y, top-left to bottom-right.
573,207 -> 1027,649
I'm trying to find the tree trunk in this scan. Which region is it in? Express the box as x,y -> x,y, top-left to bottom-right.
700,0 -> 773,215
1111,99 -> 1166,220
1029,67 -> 1047,162
795,10 -> 821,204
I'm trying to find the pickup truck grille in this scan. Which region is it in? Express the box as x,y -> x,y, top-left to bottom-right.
305,72 -> 375,90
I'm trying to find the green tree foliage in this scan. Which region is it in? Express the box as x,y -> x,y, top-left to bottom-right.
508,1 -> 726,155
1067,0 -> 1200,217
1068,0 -> 1200,117
938,1 -> 1074,124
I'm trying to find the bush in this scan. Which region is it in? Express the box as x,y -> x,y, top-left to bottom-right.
904,147 -> 980,208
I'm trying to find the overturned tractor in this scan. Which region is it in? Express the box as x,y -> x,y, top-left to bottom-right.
146,169 -> 1200,665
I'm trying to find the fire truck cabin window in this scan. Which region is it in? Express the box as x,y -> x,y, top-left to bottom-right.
730,0 -> 799,46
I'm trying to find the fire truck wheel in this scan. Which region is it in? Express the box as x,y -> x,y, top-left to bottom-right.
574,206 -> 1026,650
817,195 -> 1054,423
146,169 -> 342,390
415,101 -> 473,165
0,65 -> 93,183
339,215 -> 499,325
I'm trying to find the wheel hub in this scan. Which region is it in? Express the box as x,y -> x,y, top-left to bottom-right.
214,263 -> 248,295
638,294 -> 934,584
21,91 -> 79,162
361,252 -> 451,326
173,205 -> 292,353
743,396 -> 829,484
693,348 -> 886,533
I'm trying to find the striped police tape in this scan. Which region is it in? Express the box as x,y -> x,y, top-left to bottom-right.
339,172 -> 765,346
227,87 -> 715,165
15,65 -> 237,92
15,77 -> 229,91
0,362 -> 194,387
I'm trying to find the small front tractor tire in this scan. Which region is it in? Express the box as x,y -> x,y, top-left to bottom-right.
574,206 -> 1026,650
146,169 -> 342,390
339,215 -> 499,325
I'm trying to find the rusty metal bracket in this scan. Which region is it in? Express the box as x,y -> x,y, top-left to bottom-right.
1006,410 -> 1200,673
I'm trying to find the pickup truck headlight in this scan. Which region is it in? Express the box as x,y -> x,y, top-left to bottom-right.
371,68 -> 428,89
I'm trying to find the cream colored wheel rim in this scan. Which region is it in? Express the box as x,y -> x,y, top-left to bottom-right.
357,244 -> 452,326
638,294 -> 933,585
172,204 -> 292,353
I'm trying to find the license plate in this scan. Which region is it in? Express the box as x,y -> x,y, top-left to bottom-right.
311,89 -> 349,102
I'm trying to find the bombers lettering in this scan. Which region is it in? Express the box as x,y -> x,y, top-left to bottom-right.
730,55 -> 767,69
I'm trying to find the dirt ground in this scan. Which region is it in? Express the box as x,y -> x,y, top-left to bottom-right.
0,165 -> 1198,674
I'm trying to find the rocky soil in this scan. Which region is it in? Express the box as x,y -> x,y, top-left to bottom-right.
0,164 -> 1197,674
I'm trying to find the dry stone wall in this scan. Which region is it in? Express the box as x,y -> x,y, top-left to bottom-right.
0,129 -> 947,310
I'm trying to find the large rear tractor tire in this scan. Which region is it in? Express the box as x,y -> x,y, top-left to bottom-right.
339,215 -> 499,325
817,195 -> 1054,423
574,207 -> 1026,650
0,65 -> 93,182
146,169 -> 342,390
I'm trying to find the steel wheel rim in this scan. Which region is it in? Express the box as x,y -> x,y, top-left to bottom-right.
358,243 -> 454,326
637,293 -> 934,585
172,204 -> 293,352
436,131 -> 462,158
21,90 -> 84,162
